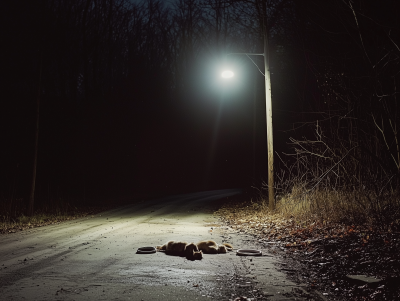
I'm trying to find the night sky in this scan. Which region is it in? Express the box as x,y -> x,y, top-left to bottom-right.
1,0 -> 399,209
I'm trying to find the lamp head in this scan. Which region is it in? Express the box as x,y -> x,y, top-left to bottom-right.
221,70 -> 234,79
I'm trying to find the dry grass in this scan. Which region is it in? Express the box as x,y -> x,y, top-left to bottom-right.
215,184 -> 400,245
274,185 -> 400,231
216,194 -> 383,253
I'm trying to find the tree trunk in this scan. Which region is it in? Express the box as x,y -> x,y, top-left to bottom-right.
28,53 -> 42,216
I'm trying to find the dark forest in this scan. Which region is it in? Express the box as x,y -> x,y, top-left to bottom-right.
1,0 -> 399,227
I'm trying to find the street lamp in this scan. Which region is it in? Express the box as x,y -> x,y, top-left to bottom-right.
221,27 -> 274,211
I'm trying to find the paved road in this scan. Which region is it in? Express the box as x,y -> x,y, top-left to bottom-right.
0,189 -> 318,300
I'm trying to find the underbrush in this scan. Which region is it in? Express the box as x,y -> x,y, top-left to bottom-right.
258,120 -> 400,232
273,184 -> 400,232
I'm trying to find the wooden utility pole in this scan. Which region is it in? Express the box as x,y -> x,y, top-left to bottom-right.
262,0 -> 275,211
221,0 -> 275,210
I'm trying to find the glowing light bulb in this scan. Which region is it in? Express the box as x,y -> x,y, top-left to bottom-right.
221,70 -> 234,78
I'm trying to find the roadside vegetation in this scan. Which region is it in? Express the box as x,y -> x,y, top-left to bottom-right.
216,117 -> 400,300
216,152 -> 400,301
0,203 -> 112,234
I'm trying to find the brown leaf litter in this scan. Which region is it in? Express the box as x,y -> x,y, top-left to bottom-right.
215,197 -> 400,301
